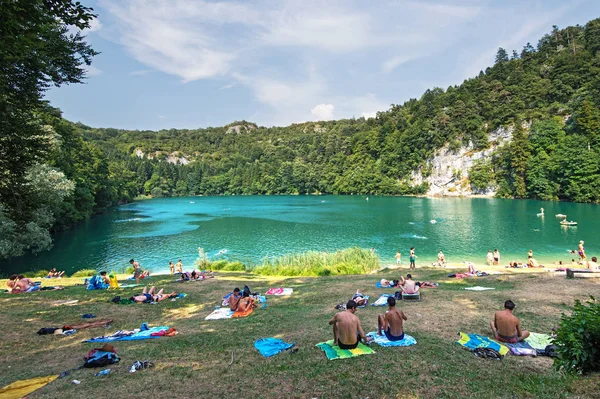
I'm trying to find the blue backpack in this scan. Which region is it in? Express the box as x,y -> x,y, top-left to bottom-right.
87,275 -> 108,290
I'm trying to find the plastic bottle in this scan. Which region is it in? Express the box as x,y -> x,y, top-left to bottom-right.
94,369 -> 111,376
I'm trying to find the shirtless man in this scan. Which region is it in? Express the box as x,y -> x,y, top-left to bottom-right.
236,291 -> 255,312
15,275 -> 39,292
130,259 -> 149,284
486,250 -> 493,266
169,261 -> 175,274
328,300 -> 369,349
176,259 -> 183,274
493,249 -> 500,266
587,256 -> 599,271
395,251 -> 401,265
377,297 -> 407,341
409,247 -> 416,270
100,271 -> 111,285
400,274 -> 419,294
490,300 -> 530,343
229,288 -> 242,311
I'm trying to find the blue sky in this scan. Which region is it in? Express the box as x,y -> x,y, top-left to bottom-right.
46,0 -> 600,130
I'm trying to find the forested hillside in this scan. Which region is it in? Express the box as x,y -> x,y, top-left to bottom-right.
2,9 -> 600,259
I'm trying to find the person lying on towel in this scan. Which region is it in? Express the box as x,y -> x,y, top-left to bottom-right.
352,290 -> 368,306
399,274 -> 419,294
12,275 -> 40,292
490,299 -> 530,343
328,300 -> 370,350
377,296 -> 407,341
131,286 -> 176,303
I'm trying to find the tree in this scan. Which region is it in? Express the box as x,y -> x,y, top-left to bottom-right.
0,0 -> 98,258
495,47 -> 509,64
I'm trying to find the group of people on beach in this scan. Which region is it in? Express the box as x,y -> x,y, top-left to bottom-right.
395,247 -> 417,269
330,292 -> 529,349
227,286 -> 256,313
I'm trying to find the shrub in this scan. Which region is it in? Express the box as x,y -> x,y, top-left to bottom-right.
125,266 -> 135,274
194,248 -> 211,269
71,269 -> 97,277
23,269 -> 49,278
553,296 -> 600,374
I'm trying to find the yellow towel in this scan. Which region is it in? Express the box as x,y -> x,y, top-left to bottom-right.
109,273 -> 119,289
0,375 -> 58,399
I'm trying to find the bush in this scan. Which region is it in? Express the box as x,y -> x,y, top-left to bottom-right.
71,269 -> 97,277
553,296 -> 600,374
125,266 -> 135,274
253,248 -> 380,277
23,269 -> 49,278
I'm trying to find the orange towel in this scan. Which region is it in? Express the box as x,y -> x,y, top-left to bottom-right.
232,307 -> 253,318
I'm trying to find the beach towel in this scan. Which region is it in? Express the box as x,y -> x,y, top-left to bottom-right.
0,375 -> 58,399
118,284 -> 140,288
109,273 -> 119,289
525,332 -> 553,350
456,332 -> 509,356
232,307 -> 253,318
366,331 -> 417,347
205,308 -> 234,320
254,338 -> 295,357
371,294 -> 393,306
266,288 -> 293,295
504,341 -> 537,356
376,282 -> 393,288
353,295 -> 370,308
85,325 -> 171,342
316,340 -> 375,360
464,286 -> 496,291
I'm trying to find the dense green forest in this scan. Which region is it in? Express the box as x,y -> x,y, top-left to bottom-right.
2,2 -> 600,259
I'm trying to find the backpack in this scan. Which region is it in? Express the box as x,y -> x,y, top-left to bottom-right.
83,351 -> 120,368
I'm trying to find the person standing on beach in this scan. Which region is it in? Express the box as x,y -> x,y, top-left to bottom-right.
409,247 -> 416,269
493,249 -> 500,266
176,259 -> 183,273
527,250 -> 533,259
487,250 -> 493,266
395,251 -> 402,265
578,241 -> 586,263
169,261 -> 175,274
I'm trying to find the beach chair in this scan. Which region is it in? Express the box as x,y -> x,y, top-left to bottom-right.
402,292 -> 421,301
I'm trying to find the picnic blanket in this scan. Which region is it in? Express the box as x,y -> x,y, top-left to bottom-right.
371,294 -> 393,306
376,282 -> 394,288
464,286 -> 495,291
0,375 -> 58,399
205,308 -> 234,320
232,307 -> 253,318
266,288 -> 293,295
316,340 -> 375,360
85,325 -> 175,342
254,338 -> 295,357
366,331 -> 417,347
456,332 -> 509,356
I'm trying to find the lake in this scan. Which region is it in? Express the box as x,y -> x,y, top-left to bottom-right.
1,196 -> 596,276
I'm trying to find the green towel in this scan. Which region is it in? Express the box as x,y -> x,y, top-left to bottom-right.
316,340 -> 375,360
524,332 -> 553,350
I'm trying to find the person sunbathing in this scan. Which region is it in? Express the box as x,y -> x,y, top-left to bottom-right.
377,296 -> 407,341
229,288 -> 242,311
328,300 -> 369,349
352,290 -> 368,306
47,268 -> 65,278
236,291 -> 256,312
14,275 -> 40,292
490,300 -> 530,343
6,275 -> 18,292
399,274 -> 419,294
130,286 -> 175,303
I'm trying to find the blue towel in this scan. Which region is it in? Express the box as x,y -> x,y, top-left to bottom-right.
366,331 -> 417,347
376,282 -> 393,288
254,338 -> 295,357
85,326 -> 170,342
371,294 -> 393,306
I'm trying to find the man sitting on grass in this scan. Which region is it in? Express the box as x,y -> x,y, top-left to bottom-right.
399,274 -> 419,295
131,286 -> 176,303
328,300 -> 370,349
377,296 -> 407,341
490,300 -> 530,343
100,271 -> 111,285
229,287 -> 242,311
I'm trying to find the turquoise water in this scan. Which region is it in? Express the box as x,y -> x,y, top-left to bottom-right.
1,196 -> 597,275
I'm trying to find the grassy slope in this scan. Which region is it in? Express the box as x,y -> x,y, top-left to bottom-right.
1,268 -> 599,399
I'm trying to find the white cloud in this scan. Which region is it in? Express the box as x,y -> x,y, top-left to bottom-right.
361,112 -> 377,119
382,55 -> 417,73
85,65 -> 103,77
87,18 -> 102,32
129,69 -> 152,76
158,115 -> 167,119
311,104 -> 335,121
219,82 -> 236,90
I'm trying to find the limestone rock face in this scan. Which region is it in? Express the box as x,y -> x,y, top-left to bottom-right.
411,124 -> 522,197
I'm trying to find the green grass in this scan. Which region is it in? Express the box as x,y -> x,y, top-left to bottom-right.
70,269 -> 97,277
0,267 -> 599,398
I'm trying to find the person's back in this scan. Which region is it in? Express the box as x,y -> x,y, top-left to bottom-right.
229,288 -> 241,311
15,276 -> 32,291
378,297 -> 407,340
491,300 -> 529,343
402,274 -> 418,294
329,300 -> 368,349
